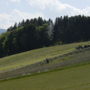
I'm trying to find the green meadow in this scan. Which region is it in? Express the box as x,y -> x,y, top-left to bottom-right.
0,41 -> 90,72
0,41 -> 90,90
0,64 -> 90,90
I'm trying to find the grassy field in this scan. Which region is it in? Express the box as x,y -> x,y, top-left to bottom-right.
0,41 -> 90,72
0,41 -> 90,90
0,45 -> 90,80
0,63 -> 90,90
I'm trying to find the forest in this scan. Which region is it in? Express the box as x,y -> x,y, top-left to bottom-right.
0,15 -> 90,57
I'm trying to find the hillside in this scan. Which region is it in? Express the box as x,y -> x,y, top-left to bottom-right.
0,48 -> 90,89
0,63 -> 90,90
0,41 -> 90,90
0,41 -> 89,79
0,41 -> 89,72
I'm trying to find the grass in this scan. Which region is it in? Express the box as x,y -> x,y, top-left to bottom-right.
0,41 -> 90,89
0,63 -> 90,90
50,47 -> 90,65
0,46 -> 90,80
0,41 -> 90,72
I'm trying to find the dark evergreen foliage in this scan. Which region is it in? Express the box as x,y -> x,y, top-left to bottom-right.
0,16 -> 90,58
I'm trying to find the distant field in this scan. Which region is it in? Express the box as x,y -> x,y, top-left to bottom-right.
0,41 -> 90,72
0,63 -> 90,90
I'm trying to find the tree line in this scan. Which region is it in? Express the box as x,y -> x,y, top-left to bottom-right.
0,15 -> 90,58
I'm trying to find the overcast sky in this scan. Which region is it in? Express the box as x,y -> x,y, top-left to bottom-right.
0,0 -> 90,29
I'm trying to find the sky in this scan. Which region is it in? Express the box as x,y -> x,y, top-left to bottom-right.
0,0 -> 90,29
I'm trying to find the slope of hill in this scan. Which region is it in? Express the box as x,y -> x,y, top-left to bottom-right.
0,64 -> 90,90
0,41 -> 89,79
0,41 -> 90,90
0,41 -> 89,72
0,46 -> 90,80
0,53 -> 90,90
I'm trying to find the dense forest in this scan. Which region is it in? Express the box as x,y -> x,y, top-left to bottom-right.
0,15 -> 90,58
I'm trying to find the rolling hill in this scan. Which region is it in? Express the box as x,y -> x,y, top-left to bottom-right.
0,41 -> 90,90
0,63 -> 90,90
0,41 -> 89,72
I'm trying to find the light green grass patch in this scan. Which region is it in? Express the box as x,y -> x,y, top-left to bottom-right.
0,41 -> 90,71
0,64 -> 90,90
